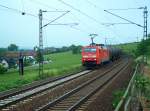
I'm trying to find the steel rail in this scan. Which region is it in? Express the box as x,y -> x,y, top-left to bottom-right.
68,60 -> 130,111
0,70 -> 86,100
0,59 -> 121,110
36,59 -> 127,111
0,70 -> 91,109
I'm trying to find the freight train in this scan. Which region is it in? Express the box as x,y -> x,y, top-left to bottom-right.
81,44 -> 121,67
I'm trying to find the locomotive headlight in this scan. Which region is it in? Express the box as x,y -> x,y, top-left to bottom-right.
91,55 -> 96,58
83,55 -> 88,58
83,55 -> 96,58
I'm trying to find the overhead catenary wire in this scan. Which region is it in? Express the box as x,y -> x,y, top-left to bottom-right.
86,0 -> 98,8
42,11 -> 71,28
0,0 -> 130,42
83,0 -> 143,42
29,0 -> 60,10
83,0 -> 122,38
31,0 -> 96,34
85,0 -> 116,33
28,0 -> 89,34
30,0 -> 104,35
31,0 -> 132,37
58,0 -> 104,26
107,7 -> 144,11
101,22 -> 132,25
0,3 -> 38,17
70,26 -> 90,34
0,3 -> 75,25
103,8 -> 144,43
104,10 -> 144,28
87,2 -> 144,29
0,1 -> 92,41
69,12 -> 96,34
58,0 -> 114,39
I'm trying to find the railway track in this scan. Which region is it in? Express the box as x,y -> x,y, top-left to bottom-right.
0,69 -> 87,100
0,70 -> 91,110
36,58 -> 130,111
0,58 -> 126,111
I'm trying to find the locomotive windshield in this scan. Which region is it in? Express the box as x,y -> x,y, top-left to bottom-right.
83,48 -> 96,52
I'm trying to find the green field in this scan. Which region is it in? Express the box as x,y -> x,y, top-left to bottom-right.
116,42 -> 138,57
117,42 -> 150,65
0,51 -> 82,92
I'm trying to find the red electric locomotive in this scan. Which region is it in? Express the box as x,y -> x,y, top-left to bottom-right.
81,44 -> 121,67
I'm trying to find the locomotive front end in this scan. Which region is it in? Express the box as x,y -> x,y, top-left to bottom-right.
82,46 -> 98,66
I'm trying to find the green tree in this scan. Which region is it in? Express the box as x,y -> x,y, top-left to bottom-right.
8,44 -> 18,51
136,34 -> 150,57
71,45 -> 82,54
0,48 -> 7,57
35,48 -> 43,63
0,64 -> 7,74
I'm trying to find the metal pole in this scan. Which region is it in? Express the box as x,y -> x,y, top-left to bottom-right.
105,37 -> 107,46
91,37 -> 94,45
144,6 -> 148,39
143,6 -> 148,64
89,34 -> 98,45
39,9 -> 43,76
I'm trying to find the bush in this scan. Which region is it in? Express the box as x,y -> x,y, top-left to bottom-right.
0,64 -> 7,74
135,75 -> 149,94
72,45 -> 82,54
136,34 -> 150,57
112,89 -> 125,108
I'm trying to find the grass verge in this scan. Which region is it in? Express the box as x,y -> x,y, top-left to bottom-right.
112,89 -> 125,108
0,51 -> 82,92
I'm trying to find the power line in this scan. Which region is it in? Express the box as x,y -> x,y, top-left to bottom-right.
107,7 -> 144,11
83,0 -> 123,39
58,0 -> 103,26
31,0 -> 108,35
47,23 -> 78,26
104,10 -> 143,28
31,0 -> 104,35
29,0 -> 85,32
0,4 -> 38,17
83,0 -> 141,39
86,0 -> 143,27
86,0 -> 97,8
0,2 -> 87,38
69,12 -> 96,34
58,0 -> 112,36
0,3 -> 69,19
0,3 -> 72,24
42,11 -> 70,28
29,0 -> 59,10
102,22 -> 132,26
70,26 -> 90,34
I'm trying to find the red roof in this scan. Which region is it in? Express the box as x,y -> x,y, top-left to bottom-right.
5,51 -> 36,58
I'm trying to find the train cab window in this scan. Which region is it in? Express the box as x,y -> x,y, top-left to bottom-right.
83,48 -> 96,52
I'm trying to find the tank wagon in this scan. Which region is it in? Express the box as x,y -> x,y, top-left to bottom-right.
81,44 -> 121,67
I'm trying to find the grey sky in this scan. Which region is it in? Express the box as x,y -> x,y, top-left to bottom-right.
0,0 -> 149,48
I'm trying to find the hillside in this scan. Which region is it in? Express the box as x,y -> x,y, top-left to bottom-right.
115,42 -> 139,57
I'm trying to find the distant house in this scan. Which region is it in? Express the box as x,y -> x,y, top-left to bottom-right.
44,47 -> 57,54
5,51 -> 36,58
0,59 -> 9,68
0,50 -> 36,68
23,55 -> 36,65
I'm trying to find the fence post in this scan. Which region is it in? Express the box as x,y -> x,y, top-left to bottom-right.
115,64 -> 139,111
